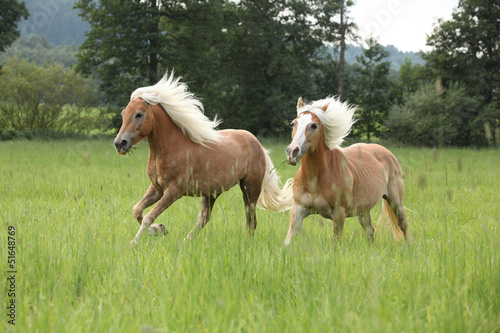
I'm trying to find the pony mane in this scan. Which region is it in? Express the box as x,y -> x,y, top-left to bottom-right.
131,71 -> 221,146
297,96 -> 356,150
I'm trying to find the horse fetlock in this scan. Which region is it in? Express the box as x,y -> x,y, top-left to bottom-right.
141,217 -> 154,227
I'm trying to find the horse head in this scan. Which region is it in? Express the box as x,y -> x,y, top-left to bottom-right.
114,98 -> 154,154
286,97 -> 329,165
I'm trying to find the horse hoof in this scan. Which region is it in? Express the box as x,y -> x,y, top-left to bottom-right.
148,223 -> 167,236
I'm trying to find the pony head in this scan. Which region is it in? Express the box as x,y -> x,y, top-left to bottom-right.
114,98 -> 155,154
286,96 -> 356,165
114,71 -> 221,154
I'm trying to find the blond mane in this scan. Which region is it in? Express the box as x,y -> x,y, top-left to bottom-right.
131,71 -> 221,146
297,96 -> 356,150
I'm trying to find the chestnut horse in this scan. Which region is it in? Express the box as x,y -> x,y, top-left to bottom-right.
285,97 -> 407,245
114,72 -> 293,245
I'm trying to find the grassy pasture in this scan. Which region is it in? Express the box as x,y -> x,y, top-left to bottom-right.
1,139 -> 499,332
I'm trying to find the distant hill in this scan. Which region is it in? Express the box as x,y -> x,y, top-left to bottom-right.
333,44 -> 425,69
17,0 -> 89,46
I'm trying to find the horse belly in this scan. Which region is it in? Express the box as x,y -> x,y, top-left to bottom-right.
185,167 -> 243,197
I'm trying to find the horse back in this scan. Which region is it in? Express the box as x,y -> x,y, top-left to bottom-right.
344,143 -> 401,175
342,143 -> 402,212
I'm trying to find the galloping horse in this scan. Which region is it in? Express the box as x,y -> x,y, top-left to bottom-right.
285,97 -> 408,245
114,71 -> 293,245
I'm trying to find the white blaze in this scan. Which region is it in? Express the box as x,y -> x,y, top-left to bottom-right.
291,113 -> 312,148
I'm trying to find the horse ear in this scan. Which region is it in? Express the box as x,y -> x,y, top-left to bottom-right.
297,97 -> 304,109
321,102 -> 330,112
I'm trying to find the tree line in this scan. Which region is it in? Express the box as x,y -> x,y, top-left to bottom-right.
1,0 -> 499,146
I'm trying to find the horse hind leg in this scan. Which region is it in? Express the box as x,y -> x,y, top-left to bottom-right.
185,195 -> 217,240
382,187 -> 408,240
240,179 -> 261,235
358,211 -> 374,243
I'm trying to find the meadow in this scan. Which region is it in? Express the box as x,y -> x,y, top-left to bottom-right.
1,139 -> 499,332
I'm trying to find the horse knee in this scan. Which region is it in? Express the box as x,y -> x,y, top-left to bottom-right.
132,204 -> 143,221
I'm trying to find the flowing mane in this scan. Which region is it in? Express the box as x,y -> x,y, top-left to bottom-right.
131,71 -> 221,146
297,96 -> 356,150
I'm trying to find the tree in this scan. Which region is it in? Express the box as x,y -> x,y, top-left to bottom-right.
0,0 -> 29,52
349,38 -> 393,141
386,84 -> 481,146
313,0 -> 357,100
74,0 -> 348,134
422,0 -> 499,145
0,35 -> 78,67
424,0 -> 500,105
0,58 -> 99,131
221,0 -> 322,134
75,0 -> 170,106
159,0 -> 236,123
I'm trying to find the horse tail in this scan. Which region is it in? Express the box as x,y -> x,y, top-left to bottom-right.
258,148 -> 294,212
375,199 -> 405,241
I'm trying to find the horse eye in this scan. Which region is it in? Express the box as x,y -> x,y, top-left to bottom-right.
310,123 -> 318,130
135,112 -> 143,119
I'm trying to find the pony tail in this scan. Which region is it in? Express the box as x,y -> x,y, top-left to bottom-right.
375,199 -> 405,241
258,149 -> 294,212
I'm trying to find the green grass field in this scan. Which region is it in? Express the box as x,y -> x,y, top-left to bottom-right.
1,139 -> 499,332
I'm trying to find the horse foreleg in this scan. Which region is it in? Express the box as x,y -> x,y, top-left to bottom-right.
332,207 -> 346,242
133,184 -> 162,224
358,211 -> 374,243
185,195 -> 217,240
130,187 -> 180,245
284,203 -> 309,246
132,184 -> 165,236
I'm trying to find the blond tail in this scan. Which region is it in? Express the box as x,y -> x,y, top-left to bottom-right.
375,199 -> 405,241
257,148 -> 294,211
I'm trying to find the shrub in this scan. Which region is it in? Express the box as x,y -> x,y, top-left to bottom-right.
0,57 -> 99,131
385,84 -> 483,146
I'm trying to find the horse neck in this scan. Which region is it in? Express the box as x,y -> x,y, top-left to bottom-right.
147,105 -> 189,159
301,137 -> 343,182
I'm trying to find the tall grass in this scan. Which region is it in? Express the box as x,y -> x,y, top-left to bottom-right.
1,140 -> 498,332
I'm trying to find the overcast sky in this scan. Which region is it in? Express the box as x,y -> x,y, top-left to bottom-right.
349,0 -> 459,52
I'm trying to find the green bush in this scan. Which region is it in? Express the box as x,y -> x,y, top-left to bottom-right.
0,57 -> 100,132
385,84 -> 487,146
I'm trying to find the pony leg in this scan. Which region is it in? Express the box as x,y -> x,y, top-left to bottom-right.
332,207 -> 346,242
385,199 -> 408,239
240,180 -> 261,235
185,195 -> 217,240
132,184 -> 165,236
130,187 -> 181,245
358,211 -> 374,243
284,203 -> 309,246
384,179 -> 408,239
133,184 -> 162,225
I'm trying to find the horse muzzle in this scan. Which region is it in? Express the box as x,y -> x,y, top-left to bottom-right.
114,134 -> 132,154
286,144 -> 302,166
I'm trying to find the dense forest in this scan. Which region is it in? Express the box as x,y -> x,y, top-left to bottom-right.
1,0 -> 498,147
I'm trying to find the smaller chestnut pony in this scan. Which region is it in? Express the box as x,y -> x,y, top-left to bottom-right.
285,97 -> 408,245
114,71 -> 293,245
